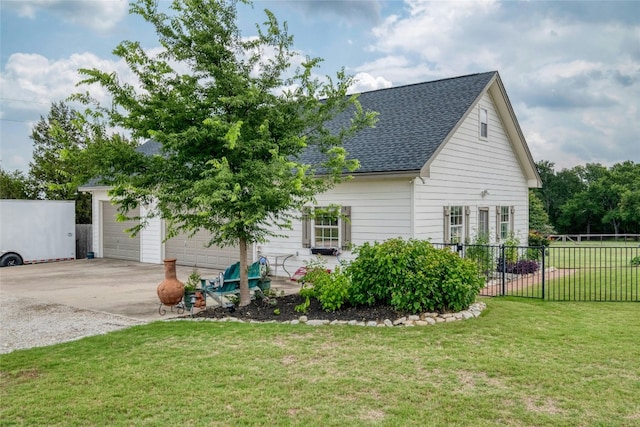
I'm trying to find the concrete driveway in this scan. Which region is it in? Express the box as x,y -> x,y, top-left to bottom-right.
0,259 -> 298,321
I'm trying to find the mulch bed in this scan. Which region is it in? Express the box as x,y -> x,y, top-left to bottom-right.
188,293 -> 412,323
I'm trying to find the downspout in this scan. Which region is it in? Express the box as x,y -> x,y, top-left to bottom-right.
410,179 -> 415,238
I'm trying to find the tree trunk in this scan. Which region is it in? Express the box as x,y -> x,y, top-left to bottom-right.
238,237 -> 250,307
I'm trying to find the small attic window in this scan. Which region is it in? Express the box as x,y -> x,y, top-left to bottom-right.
479,108 -> 488,138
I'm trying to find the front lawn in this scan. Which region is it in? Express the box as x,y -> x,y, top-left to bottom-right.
1,299 -> 639,426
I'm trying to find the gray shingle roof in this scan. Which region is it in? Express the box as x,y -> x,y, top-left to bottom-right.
302,71 -> 497,174
136,71 -> 497,175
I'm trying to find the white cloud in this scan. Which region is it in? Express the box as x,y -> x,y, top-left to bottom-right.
350,72 -> 392,93
0,51 -> 137,171
3,0 -> 128,32
357,0 -> 640,167
0,52 -> 136,112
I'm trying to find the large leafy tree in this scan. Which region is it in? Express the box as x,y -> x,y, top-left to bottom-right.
76,0 -> 377,305
554,162 -> 640,235
534,160 -> 587,229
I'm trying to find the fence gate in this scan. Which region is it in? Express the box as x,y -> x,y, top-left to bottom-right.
75,224 -> 93,259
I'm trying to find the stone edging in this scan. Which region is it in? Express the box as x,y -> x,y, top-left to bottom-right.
169,301 -> 486,327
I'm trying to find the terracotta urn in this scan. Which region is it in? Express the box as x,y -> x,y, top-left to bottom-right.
157,259 -> 184,306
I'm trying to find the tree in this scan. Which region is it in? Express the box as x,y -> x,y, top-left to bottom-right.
0,168 -> 32,199
534,161 -> 588,230
29,101 -> 95,223
555,161 -> 640,235
528,190 -> 554,235
598,161 -> 640,234
76,0 -> 377,306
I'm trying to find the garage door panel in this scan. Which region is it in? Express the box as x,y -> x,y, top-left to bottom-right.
102,202 -> 140,261
165,228 -> 237,270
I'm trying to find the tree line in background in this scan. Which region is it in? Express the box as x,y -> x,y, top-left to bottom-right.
530,160 -> 640,236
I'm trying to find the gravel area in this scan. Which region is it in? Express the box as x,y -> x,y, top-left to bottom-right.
0,296 -> 147,354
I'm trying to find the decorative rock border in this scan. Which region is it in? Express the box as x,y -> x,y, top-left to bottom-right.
171,301 -> 487,327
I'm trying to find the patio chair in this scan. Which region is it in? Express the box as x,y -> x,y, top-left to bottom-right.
201,261 -> 268,306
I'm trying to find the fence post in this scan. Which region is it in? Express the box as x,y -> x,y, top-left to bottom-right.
541,245 -> 546,300
500,244 -> 506,296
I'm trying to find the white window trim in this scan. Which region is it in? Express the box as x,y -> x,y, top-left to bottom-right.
479,107 -> 488,139
496,205 -> 515,241
313,209 -> 341,248
444,205 -> 470,244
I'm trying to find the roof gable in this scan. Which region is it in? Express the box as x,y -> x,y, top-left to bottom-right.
301,71 -> 498,175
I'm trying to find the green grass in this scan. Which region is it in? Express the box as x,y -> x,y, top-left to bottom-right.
2,299 -> 639,426
539,242 -> 640,301
543,268 -> 639,301
548,241 -> 639,269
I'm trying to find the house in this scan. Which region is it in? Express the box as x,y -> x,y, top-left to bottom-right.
80,71 -> 541,277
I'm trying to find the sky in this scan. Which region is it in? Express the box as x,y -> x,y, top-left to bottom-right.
1,0 -> 639,175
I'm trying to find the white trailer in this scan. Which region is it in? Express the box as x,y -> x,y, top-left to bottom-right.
0,200 -> 76,267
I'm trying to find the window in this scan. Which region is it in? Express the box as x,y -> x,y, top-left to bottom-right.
444,206 -> 470,244
302,206 -> 351,251
496,206 -> 515,241
314,211 -> 339,248
478,208 -> 489,238
479,108 -> 488,138
450,206 -> 463,243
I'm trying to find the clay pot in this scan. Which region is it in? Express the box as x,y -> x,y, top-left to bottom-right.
157,259 -> 184,306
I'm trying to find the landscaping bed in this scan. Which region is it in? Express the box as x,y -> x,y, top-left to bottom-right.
189,293 -> 412,323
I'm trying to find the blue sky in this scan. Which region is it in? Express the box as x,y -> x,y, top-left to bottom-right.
1,0 -> 639,174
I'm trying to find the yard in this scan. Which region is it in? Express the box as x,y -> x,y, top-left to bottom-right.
1,298 -> 639,426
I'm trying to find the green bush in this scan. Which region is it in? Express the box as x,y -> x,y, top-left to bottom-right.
504,233 -> 520,265
296,259 -> 351,312
527,230 -> 550,261
465,233 -> 493,276
348,238 -> 414,307
348,238 -> 484,314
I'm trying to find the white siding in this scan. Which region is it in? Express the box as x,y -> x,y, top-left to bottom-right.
140,204 -> 163,264
415,92 -> 529,244
259,178 -> 412,276
89,189 -> 109,258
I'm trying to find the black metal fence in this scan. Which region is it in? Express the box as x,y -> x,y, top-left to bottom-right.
434,243 -> 640,302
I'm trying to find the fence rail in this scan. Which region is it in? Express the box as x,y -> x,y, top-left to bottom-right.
434,243 -> 639,302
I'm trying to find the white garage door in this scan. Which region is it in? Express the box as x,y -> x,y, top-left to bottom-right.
165,228 -> 237,270
102,202 -> 140,261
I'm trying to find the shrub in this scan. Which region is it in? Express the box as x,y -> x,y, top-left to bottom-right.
504,233 -> 520,265
347,238 -> 412,307
510,259 -> 539,274
296,259 -> 351,312
496,259 -> 539,275
348,238 -> 484,314
465,233 -> 493,276
631,256 -> 640,266
527,230 -> 550,261
528,230 -> 550,247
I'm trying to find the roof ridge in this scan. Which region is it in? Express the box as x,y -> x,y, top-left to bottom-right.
354,71 -> 497,95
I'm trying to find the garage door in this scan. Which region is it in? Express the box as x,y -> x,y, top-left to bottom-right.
102,202 -> 140,261
165,228 -> 237,270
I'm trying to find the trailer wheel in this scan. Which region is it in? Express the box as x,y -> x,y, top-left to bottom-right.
0,253 -> 23,267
